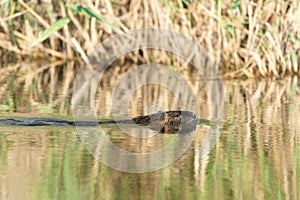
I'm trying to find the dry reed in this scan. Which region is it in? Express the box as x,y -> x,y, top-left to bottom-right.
0,0 -> 299,78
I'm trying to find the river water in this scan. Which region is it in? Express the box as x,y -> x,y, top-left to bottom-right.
0,62 -> 300,199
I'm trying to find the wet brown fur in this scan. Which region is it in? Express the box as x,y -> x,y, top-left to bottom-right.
130,111 -> 197,126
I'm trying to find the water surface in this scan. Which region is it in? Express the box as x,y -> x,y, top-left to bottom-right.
0,62 -> 300,199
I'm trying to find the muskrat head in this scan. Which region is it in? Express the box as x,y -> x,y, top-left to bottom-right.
149,111 -> 198,133
164,111 -> 197,125
132,110 -> 198,127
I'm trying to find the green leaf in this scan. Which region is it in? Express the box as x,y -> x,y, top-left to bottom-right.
215,0 -> 220,10
288,32 -> 297,44
66,4 -> 118,31
292,49 -> 298,71
181,0 -> 190,7
33,17 -> 70,46
221,19 -> 235,37
231,0 -> 241,11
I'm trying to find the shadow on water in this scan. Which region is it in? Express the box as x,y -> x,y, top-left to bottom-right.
0,61 -> 300,199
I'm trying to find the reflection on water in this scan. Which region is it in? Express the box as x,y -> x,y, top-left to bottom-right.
0,62 -> 300,199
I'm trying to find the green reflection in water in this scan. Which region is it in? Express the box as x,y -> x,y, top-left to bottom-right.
1,63 -> 300,199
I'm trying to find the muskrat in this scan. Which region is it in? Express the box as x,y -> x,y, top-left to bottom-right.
0,111 -> 199,133
110,110 -> 198,134
128,110 -> 198,126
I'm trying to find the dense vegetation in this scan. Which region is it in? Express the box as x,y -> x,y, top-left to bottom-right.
0,0 -> 299,78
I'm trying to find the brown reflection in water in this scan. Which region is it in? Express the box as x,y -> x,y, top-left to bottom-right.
0,61 -> 207,117
221,77 -> 300,200
0,61 -> 75,114
0,61 -> 300,199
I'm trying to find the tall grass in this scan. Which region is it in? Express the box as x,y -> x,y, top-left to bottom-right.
0,0 -> 299,78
